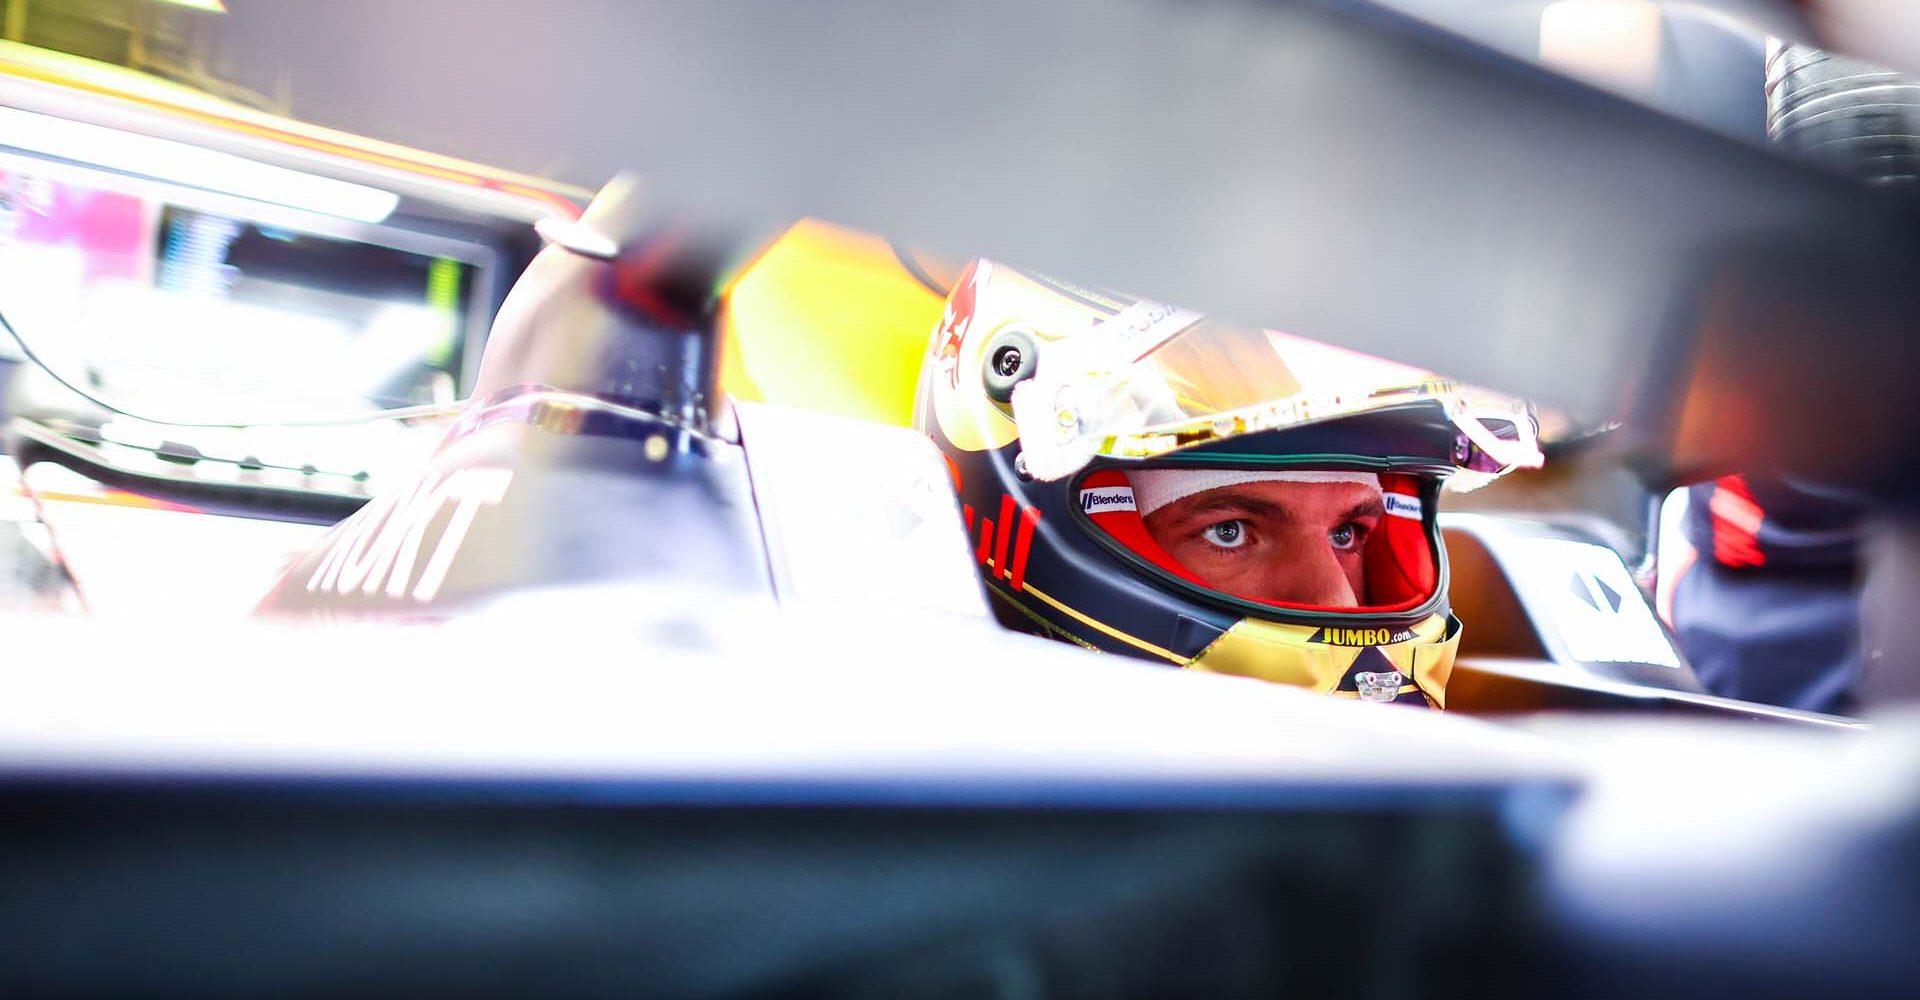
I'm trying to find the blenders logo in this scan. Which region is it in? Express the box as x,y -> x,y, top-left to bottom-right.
1311,627 -> 1418,646
1384,493 -> 1423,521
1079,486 -> 1136,513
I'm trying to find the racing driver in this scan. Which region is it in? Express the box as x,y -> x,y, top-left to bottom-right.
916,260 -> 1541,708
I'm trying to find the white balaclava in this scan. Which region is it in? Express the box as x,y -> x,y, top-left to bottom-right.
1126,469 -> 1382,517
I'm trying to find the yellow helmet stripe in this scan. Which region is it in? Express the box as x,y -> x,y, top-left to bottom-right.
1018,581 -> 1185,664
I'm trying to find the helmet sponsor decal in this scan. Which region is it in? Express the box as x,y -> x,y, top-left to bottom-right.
924,259 -> 1022,453
1384,492 -> 1423,520
1309,626 -> 1419,646
1078,485 -> 1136,513
966,492 -> 1043,592
1093,299 -> 1205,363
932,260 -> 989,390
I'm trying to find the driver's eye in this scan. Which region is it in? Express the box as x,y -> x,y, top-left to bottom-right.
1329,523 -> 1361,551
1202,519 -> 1249,549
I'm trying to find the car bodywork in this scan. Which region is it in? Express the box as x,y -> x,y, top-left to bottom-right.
241,199 -> 1853,727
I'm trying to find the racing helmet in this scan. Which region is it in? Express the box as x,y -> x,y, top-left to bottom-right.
915,260 -> 1542,707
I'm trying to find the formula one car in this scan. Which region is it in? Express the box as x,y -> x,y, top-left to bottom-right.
208,182 -> 1831,725
0,157 -> 1833,723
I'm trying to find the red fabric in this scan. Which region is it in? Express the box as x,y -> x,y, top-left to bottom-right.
1079,468 -> 1435,613
1366,473 -> 1436,609
1010,506 -> 1040,592
993,495 -> 1016,575
1708,474 -> 1767,569
1080,469 -> 1215,590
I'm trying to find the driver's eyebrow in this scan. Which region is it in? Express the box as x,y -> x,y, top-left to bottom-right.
1166,489 -> 1386,527
1171,493 -> 1291,524
1339,495 -> 1386,524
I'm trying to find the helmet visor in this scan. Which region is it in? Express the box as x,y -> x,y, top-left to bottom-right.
1011,301 -> 1540,482
1077,465 -> 1439,614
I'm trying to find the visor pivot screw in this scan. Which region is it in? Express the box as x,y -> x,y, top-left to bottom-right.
1452,434 -> 1472,465
1355,670 -> 1407,704
982,327 -> 1039,403
1013,452 -> 1034,481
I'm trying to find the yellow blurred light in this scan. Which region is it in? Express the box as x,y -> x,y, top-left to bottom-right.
719,220 -> 947,427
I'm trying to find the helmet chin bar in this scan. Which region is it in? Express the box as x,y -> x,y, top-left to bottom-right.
1186,613 -> 1461,709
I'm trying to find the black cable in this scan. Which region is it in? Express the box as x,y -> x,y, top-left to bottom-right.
889,242 -> 951,299
0,302 -> 457,429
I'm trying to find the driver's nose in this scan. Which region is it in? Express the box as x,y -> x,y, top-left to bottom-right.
1253,545 -> 1357,607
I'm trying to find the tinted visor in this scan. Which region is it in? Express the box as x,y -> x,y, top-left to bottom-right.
1078,465 -> 1438,614
1011,303 -> 1539,482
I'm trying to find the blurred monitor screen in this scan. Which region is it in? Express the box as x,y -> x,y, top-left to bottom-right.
0,150 -> 485,420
